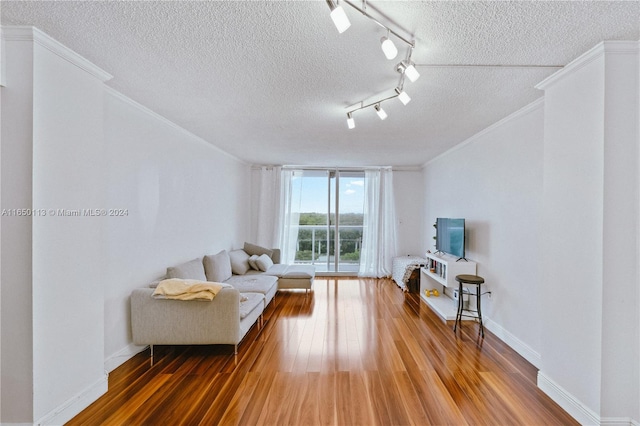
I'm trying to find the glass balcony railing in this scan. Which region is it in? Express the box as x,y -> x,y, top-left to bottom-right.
294,224 -> 363,271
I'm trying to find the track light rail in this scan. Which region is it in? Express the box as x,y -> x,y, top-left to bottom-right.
342,0 -> 414,48
346,93 -> 399,115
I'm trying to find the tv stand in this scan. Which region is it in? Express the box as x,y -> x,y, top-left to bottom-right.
420,253 -> 477,321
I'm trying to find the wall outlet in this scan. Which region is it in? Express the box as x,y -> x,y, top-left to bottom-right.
487,291 -> 492,300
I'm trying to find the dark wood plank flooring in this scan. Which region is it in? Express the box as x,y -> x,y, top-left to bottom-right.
67,277 -> 578,425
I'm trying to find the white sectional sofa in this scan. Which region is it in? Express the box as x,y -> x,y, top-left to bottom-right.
131,242 -> 315,354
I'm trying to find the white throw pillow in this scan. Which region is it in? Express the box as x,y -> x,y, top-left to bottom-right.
166,258 -> 206,281
229,249 -> 251,275
248,254 -> 260,270
255,253 -> 274,272
203,250 -> 232,282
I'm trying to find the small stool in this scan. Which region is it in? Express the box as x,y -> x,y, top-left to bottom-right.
454,274 -> 485,337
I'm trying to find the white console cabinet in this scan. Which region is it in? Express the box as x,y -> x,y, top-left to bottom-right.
420,252 -> 477,321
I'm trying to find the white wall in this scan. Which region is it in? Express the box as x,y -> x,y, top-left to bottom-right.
0,32 -> 35,423
421,99 -> 545,365
0,27 -> 114,424
0,26 -> 252,424
536,41 -> 639,424
422,41 -> 640,424
31,37 -> 110,423
599,44 -> 639,421
539,50 -> 606,416
103,89 -> 251,366
393,169 -> 424,256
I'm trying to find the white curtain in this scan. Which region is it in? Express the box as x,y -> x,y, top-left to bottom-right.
278,169 -> 302,264
255,166 -> 282,248
358,168 -> 397,277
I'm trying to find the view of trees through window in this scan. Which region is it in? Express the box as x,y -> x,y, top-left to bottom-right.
295,212 -> 364,262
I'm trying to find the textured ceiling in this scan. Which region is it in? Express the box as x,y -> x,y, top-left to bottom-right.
2,1 -> 639,167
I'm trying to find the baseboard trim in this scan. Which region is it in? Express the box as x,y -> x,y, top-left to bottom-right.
105,342 -> 148,373
484,317 -> 542,368
537,371 -> 599,425
600,417 -> 640,426
35,374 -> 108,425
538,372 -> 640,425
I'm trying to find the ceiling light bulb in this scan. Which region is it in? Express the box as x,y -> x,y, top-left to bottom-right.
404,63 -> 420,82
380,36 -> 398,60
347,112 -> 355,129
395,88 -> 411,105
374,104 -> 387,120
327,0 -> 351,33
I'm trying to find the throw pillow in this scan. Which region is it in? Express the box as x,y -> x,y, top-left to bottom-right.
166,257 -> 207,281
248,254 -> 260,270
203,250 -> 233,282
229,249 -> 251,275
243,242 -> 273,259
255,253 -> 274,272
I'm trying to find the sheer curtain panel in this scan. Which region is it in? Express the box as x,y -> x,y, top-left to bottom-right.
358,168 -> 397,277
278,169 -> 302,264
255,166 -> 282,248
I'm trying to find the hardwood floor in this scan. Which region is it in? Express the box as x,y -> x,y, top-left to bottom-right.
68,278 -> 578,425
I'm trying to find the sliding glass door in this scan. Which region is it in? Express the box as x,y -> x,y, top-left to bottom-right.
291,169 -> 365,273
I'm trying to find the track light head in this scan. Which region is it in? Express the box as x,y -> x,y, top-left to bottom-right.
346,112 -> 355,129
395,87 -> 411,105
374,103 -> 387,120
396,60 -> 420,82
380,35 -> 398,60
326,0 -> 351,33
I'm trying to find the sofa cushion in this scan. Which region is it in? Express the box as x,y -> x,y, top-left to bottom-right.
229,249 -> 251,275
262,264 -> 315,279
166,258 -> 207,281
262,264 -> 289,277
225,274 -> 278,294
239,292 -> 265,319
255,253 -> 274,272
248,254 -> 260,271
203,250 -> 232,282
243,242 -> 273,259
282,265 -> 316,279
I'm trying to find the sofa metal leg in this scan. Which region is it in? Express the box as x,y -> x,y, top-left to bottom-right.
234,344 -> 238,355
150,344 -> 154,367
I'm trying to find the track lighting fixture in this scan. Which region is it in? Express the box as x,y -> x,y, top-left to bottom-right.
326,0 -> 351,34
374,103 -> 387,120
380,31 -> 397,60
329,1 -> 419,128
395,87 -> 411,105
346,112 -> 355,129
345,85 -> 410,128
397,60 -> 420,82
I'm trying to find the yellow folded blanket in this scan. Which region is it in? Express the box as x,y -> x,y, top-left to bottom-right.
152,278 -> 224,301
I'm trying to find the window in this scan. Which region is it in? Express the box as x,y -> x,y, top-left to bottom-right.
288,169 -> 365,273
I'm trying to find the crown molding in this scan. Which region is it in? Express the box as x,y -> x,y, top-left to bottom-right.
1,25 -> 112,82
104,86 -> 249,166
423,96 -> 544,168
536,40 -> 639,91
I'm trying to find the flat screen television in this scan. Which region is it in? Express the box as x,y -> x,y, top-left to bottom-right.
436,218 -> 465,259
